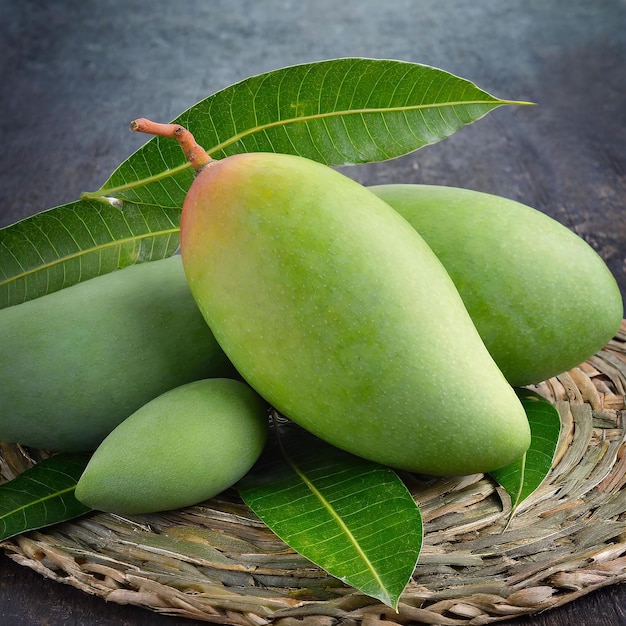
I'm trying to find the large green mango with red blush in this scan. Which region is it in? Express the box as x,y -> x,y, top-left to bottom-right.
369,184 -> 623,387
180,153 -> 530,476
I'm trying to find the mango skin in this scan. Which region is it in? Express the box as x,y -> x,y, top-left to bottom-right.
75,378 -> 268,514
180,153 -> 531,476
369,184 -> 624,386
0,256 -> 235,451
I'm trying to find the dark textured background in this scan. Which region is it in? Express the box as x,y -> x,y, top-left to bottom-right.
1,1 -> 625,624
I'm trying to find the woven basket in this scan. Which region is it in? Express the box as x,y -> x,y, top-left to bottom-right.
3,323 -> 626,625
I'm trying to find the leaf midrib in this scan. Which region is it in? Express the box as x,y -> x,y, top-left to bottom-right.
86,97 -> 530,201
0,484 -> 77,525
282,450 -> 392,606
0,227 -> 180,289
206,98 -> 523,156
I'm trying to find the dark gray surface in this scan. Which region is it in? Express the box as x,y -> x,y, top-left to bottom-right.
1,1 -> 626,625
2,0 -> 625,299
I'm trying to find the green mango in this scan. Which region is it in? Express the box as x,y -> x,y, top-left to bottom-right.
369,184 -> 623,386
179,152 -> 530,476
0,256 -> 235,451
75,378 -> 269,514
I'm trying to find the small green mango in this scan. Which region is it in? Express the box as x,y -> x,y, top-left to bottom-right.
0,256 -> 235,451
75,378 -> 269,514
369,184 -> 624,386
180,152 -> 531,476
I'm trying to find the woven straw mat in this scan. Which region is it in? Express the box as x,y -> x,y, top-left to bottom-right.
3,322 -> 626,625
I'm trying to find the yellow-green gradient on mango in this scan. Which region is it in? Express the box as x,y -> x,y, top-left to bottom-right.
180,152 -> 530,476
370,184 -> 623,387
0,256 -> 235,451
76,378 -> 269,514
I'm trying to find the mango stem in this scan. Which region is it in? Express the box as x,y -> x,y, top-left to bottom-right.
130,118 -> 213,172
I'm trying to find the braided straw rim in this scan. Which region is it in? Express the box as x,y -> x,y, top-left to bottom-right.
2,323 -> 626,625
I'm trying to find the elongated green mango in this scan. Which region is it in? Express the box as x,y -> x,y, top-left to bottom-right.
0,256 -> 235,451
369,184 -> 623,386
75,378 -> 269,514
180,153 -> 531,476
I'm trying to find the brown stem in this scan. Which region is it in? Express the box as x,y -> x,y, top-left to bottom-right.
129,118 -> 213,171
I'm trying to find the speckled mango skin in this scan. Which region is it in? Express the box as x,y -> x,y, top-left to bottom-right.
0,256 -> 235,451
75,378 -> 269,514
180,153 -> 530,476
369,184 -> 624,387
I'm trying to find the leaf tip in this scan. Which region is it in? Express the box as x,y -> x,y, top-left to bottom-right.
501,99 -> 537,108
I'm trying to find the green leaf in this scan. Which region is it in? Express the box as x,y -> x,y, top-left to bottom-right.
237,420 -> 422,609
87,57 -> 528,208
0,199 -> 181,308
490,389 -> 561,520
0,453 -> 92,541
2,59 -> 527,308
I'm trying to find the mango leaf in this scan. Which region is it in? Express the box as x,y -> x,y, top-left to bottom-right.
2,58 -> 526,307
86,57 -> 529,209
0,199 -> 181,308
237,420 -> 422,609
490,389 -> 561,522
0,453 -> 92,541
